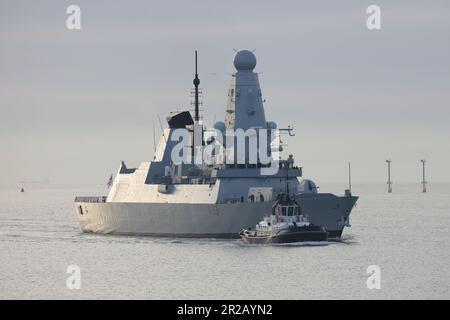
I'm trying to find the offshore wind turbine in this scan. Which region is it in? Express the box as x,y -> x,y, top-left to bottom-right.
386,159 -> 392,193
420,159 -> 427,193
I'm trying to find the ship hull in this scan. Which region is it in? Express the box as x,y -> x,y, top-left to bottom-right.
240,227 -> 328,244
296,193 -> 357,238
74,195 -> 357,239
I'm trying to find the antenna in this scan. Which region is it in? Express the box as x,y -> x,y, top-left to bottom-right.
157,115 -> 167,143
285,163 -> 290,196
421,159 -> 427,193
348,162 -> 352,192
152,123 -> 157,155
386,159 -> 392,193
193,50 -> 200,122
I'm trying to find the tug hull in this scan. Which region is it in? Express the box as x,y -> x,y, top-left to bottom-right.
240,226 -> 328,244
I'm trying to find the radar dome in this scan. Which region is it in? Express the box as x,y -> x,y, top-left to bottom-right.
214,121 -> 226,133
233,50 -> 257,71
267,121 -> 277,130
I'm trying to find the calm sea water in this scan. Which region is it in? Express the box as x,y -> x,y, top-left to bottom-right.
0,183 -> 449,299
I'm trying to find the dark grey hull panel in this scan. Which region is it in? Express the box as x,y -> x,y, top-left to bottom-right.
241,230 -> 328,244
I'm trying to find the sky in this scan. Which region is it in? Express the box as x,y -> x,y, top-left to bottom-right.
1,0 -> 449,186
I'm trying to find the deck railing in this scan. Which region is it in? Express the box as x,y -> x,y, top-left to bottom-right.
74,196 -> 107,203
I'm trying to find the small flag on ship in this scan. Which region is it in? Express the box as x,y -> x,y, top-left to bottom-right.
107,174 -> 113,188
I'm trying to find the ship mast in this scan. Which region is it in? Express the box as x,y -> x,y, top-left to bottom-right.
193,50 -> 200,122
191,51 -> 203,165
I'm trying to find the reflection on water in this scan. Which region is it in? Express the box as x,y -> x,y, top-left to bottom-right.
1,183 -> 449,299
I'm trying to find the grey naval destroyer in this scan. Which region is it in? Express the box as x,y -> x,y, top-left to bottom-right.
74,50 -> 358,239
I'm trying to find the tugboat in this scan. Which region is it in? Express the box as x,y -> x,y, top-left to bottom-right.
239,193 -> 328,244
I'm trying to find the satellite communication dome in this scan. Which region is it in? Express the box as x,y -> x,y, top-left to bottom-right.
267,121 -> 277,130
214,121 -> 226,133
233,50 -> 257,71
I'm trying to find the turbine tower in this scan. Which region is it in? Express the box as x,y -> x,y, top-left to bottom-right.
421,159 -> 427,193
386,159 -> 392,193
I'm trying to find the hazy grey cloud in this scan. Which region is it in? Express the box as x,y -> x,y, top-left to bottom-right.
1,0 -> 449,185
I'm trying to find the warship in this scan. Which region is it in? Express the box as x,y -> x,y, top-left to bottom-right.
74,50 -> 358,239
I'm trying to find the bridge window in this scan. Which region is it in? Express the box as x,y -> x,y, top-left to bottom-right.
288,207 -> 294,216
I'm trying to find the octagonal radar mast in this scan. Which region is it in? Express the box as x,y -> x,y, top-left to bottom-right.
225,50 -> 266,131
